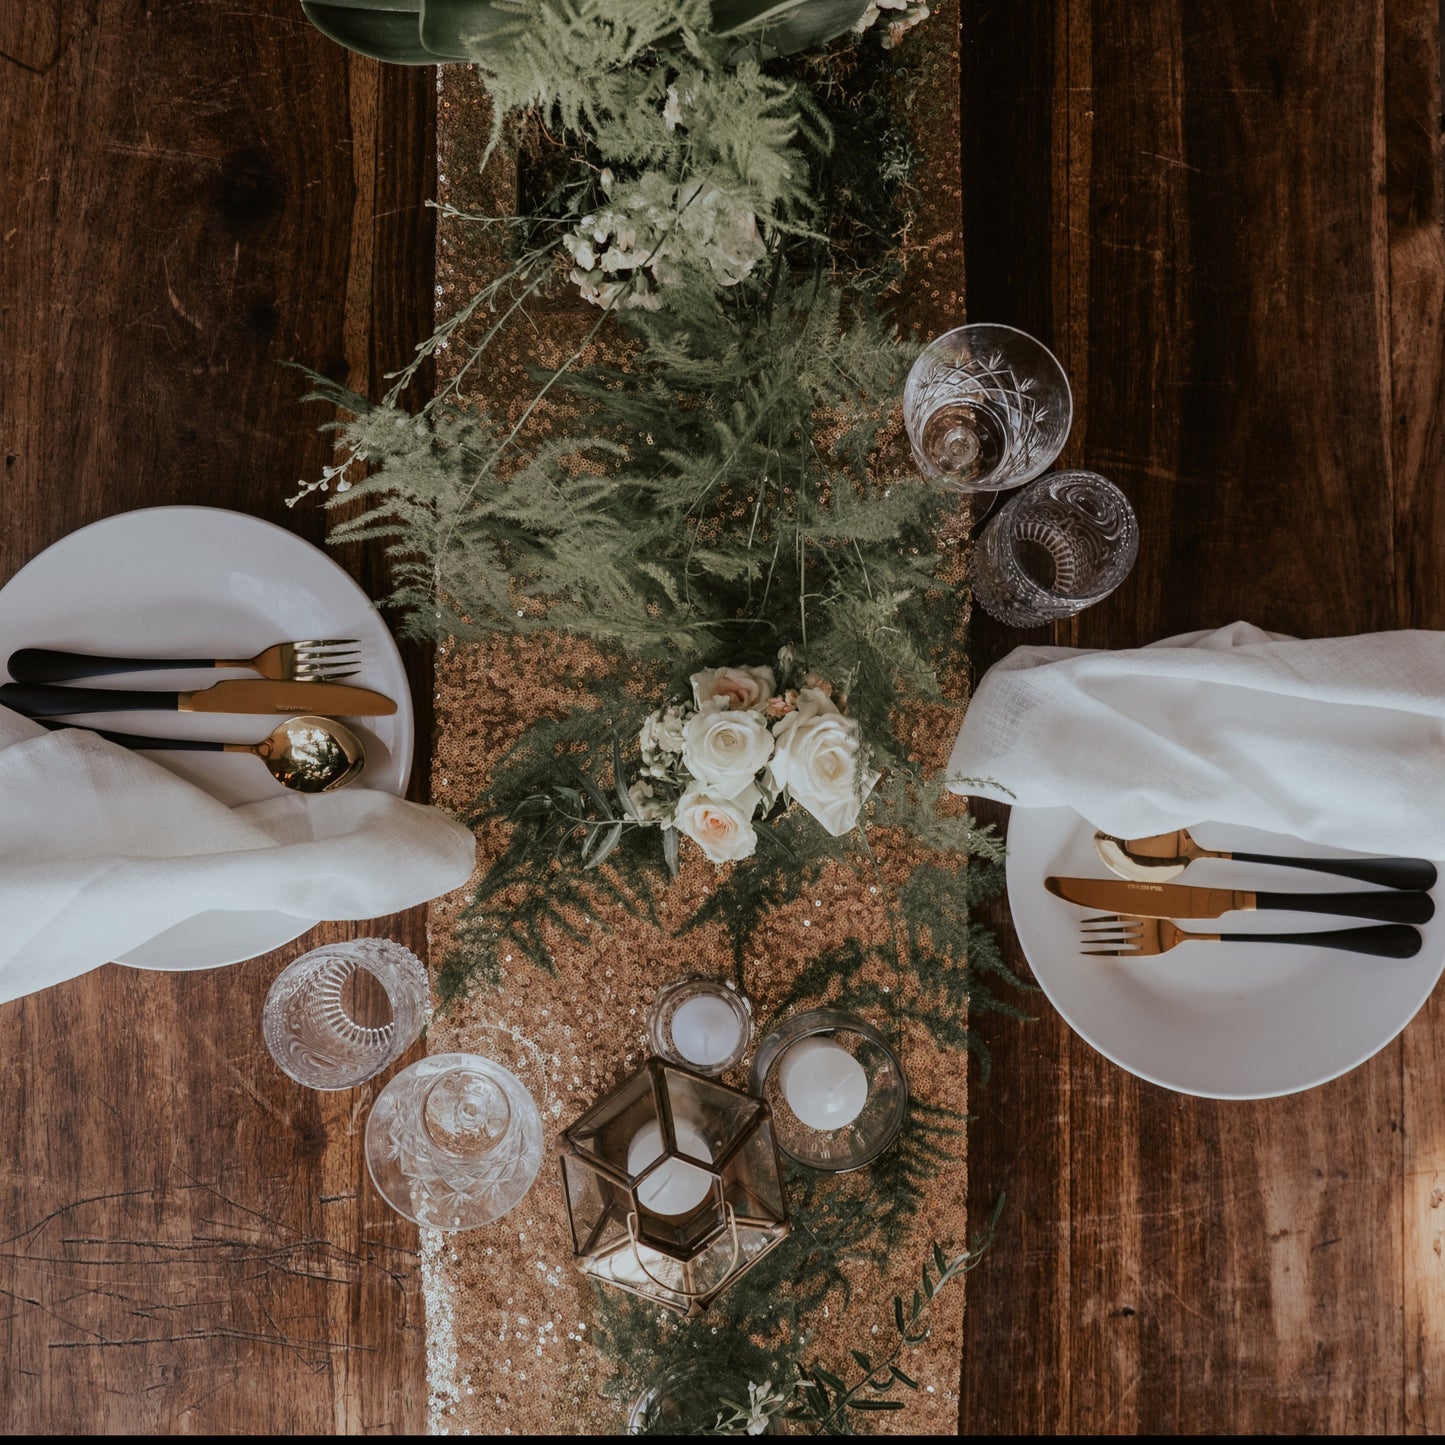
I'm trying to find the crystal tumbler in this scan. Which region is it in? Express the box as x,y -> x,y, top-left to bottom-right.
364,1052 -> 544,1230
262,938 -> 431,1091
969,469 -> 1139,627
903,323 -> 1072,492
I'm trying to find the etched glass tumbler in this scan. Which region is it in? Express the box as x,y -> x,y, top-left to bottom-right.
969,469 -> 1139,627
364,1053 -> 544,1231
903,323 -> 1072,492
262,939 -> 431,1091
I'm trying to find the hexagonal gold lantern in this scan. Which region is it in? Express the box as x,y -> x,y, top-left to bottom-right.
559,1057 -> 791,1318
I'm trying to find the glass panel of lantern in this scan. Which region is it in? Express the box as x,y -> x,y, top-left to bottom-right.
558,1057 -> 791,1318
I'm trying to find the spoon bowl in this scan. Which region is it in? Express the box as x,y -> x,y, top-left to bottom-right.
1092,830 -> 1190,882
240,714 -> 366,792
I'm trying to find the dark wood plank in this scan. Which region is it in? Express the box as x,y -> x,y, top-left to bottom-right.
0,1 -> 435,1430
958,0 -> 1440,1431
1388,0 -> 1445,1431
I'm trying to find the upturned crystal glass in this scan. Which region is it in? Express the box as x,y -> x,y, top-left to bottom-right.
364,1052 -> 545,1231
969,469 -> 1139,627
903,323 -> 1073,492
262,938 -> 431,1091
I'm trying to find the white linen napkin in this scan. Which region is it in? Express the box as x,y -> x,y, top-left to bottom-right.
0,705 -> 477,1005
947,620 -> 1445,857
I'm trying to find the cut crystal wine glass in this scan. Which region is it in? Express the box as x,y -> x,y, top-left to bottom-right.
903,323 -> 1073,492
364,1052 -> 544,1231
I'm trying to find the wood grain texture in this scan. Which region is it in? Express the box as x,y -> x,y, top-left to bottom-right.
957,0 -> 1443,1432
0,1 -> 435,1431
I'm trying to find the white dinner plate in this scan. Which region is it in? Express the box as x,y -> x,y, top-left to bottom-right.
0,506 -> 414,971
1006,806 -> 1445,1099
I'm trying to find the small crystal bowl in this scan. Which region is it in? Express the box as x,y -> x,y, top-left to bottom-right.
749,1008 -> 908,1172
628,1359 -> 769,1435
646,974 -> 753,1077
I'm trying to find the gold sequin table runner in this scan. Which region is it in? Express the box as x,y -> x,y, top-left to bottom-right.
422,20 -> 971,1434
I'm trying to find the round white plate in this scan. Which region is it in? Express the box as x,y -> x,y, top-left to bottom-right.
1006,806 -> 1445,1099
0,506 -> 414,971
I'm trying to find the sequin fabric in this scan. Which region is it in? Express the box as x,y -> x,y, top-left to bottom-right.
423,21 -> 971,1434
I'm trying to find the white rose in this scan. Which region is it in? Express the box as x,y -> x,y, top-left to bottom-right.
768,688 -> 877,836
691,664 -> 776,713
674,782 -> 760,864
681,707 -> 774,797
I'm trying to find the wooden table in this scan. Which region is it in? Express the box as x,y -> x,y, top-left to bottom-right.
1,0 -> 1441,1432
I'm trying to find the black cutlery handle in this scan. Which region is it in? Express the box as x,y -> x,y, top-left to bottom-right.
0,682 -> 181,716
1220,925 -> 1422,958
1255,889 -> 1435,924
39,720 -> 222,752
8,648 -> 216,683
1235,849 -> 1437,892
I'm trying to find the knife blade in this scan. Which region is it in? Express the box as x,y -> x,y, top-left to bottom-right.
0,678 -> 397,718
1045,874 -> 1435,925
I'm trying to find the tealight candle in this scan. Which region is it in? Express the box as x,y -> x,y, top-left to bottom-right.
647,975 -> 753,1076
778,1037 -> 868,1131
627,1117 -> 715,1216
669,993 -> 745,1068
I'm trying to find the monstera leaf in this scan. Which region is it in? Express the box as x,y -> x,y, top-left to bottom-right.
301,0 -> 435,65
301,0 -> 873,65
419,0 -> 516,59
711,0 -> 872,56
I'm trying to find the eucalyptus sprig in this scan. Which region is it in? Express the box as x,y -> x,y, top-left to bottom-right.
708,1198 -> 1005,1435
516,732 -> 677,875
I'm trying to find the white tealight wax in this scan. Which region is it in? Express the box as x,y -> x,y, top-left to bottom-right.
778,1037 -> 869,1131
627,1117 -> 715,1216
669,993 -> 743,1068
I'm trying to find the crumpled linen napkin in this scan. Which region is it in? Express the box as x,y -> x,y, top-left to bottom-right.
0,705 -> 477,1005
947,620 -> 1445,857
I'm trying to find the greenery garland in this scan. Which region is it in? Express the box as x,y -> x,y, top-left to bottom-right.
297,2 -> 1025,1430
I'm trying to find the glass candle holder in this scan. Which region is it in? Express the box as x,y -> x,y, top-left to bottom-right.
646,975 -> 753,1076
749,1009 -> 908,1172
628,1360 -> 771,1436
364,1052 -> 544,1231
262,938 -> 431,1090
903,322 -> 1073,492
969,468 -> 1139,627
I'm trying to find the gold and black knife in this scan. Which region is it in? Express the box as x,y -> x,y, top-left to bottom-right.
1045,874 -> 1434,925
0,679 -> 397,718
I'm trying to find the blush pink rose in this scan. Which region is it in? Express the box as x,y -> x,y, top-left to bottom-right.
691,665 -> 776,713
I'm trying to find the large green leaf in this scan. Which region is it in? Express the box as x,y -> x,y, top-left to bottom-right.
419,0 -> 517,60
305,0 -> 872,65
712,0 -> 872,55
300,1 -> 434,64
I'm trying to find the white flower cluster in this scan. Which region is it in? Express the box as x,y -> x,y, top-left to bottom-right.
854,0 -> 931,48
561,73 -> 768,312
633,654 -> 878,866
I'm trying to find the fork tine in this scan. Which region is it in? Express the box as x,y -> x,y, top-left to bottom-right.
295,668 -> 361,682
